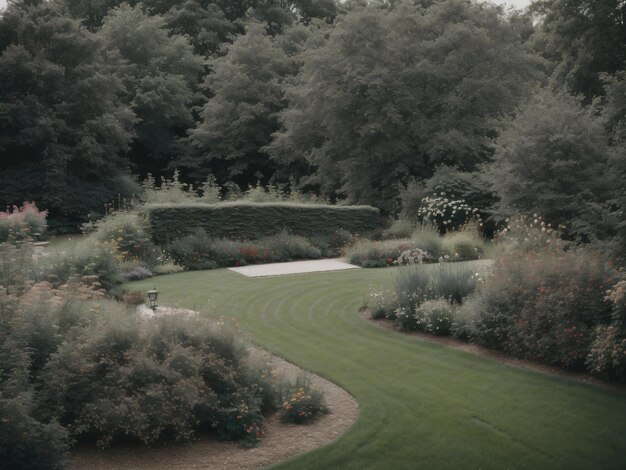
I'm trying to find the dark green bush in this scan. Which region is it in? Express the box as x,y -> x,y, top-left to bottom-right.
0,393 -> 70,470
38,308 -> 273,447
145,202 -> 380,245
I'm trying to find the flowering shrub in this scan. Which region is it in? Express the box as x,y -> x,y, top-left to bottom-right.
0,201 -> 47,242
279,376 -> 328,424
122,266 -> 153,281
455,248 -> 617,370
494,214 -> 565,254
417,193 -> 481,233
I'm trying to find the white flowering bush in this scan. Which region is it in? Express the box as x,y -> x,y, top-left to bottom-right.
417,193 -> 481,233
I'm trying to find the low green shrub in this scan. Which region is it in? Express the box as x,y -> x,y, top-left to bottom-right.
152,262 -> 185,275
442,228 -> 485,261
383,219 -> 415,239
411,223 -> 444,258
346,239 -> 418,267
279,375 -> 328,424
166,230 -> 322,270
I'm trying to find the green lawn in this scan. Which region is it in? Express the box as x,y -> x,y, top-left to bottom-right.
131,263 -> 626,470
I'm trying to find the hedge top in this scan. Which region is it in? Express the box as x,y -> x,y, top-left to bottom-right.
144,202 -> 378,210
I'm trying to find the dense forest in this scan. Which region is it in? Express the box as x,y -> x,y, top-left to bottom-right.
0,0 -> 625,253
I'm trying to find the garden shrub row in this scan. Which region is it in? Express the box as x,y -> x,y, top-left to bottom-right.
367,217 -> 626,381
144,202 -> 380,245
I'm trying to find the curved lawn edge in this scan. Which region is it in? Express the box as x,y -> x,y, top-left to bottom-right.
69,310 -> 359,470
361,308 -> 626,392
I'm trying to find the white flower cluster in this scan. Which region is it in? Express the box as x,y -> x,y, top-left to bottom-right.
417,193 -> 481,231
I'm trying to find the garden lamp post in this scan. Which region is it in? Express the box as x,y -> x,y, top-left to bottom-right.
147,287 -> 159,311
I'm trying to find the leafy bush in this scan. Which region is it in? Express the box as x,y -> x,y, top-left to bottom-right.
0,393 -> 70,470
0,201 -> 47,242
167,230 -> 321,270
383,219 -> 416,239
279,375 -> 328,424
411,223 -> 444,258
41,239 -> 124,295
455,248 -> 617,370
346,239 -> 420,267
0,239 -> 37,292
586,278 -> 626,380
368,263 -> 481,331
416,299 -> 455,336
91,211 -> 165,267
145,202 -> 380,245
442,227 -> 485,261
400,167 -> 496,234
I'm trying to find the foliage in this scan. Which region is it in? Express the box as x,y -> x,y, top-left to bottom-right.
400,165 -> 497,236
417,194 -> 483,234
279,375 -> 328,424
185,22 -> 294,184
0,393 -> 70,470
346,239 -> 420,268
40,239 -> 124,295
0,202 -> 47,242
145,202 -> 380,244
268,0 -> 543,211
368,262 -> 481,331
531,0 -> 626,101
0,1 -> 136,224
0,239 -> 37,293
0,285 -> 293,451
441,227 -> 485,261
98,3 -> 204,176
490,88 -> 618,243
166,230 -> 322,270
586,277 -> 626,380
455,247 -> 617,370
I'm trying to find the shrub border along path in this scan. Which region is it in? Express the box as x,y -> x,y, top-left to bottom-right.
126,264 -> 626,470
70,320 -> 358,470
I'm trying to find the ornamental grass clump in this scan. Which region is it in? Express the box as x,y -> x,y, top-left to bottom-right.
369,262 -> 481,331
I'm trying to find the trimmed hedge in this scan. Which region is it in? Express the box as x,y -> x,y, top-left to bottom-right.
144,202 -> 380,244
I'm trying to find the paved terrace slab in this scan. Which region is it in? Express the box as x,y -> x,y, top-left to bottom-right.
228,258 -> 361,277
